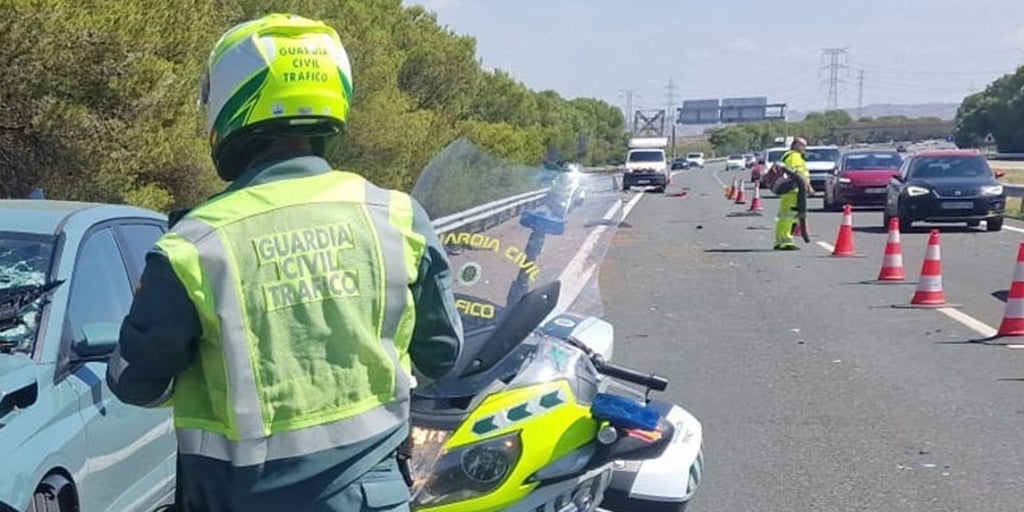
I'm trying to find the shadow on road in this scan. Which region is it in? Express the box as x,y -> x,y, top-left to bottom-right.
992,290 -> 1009,303
704,248 -> 777,253
852,226 -> 888,234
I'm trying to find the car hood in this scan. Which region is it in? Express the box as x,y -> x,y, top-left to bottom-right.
842,169 -> 900,184
906,176 -> 1001,189
807,162 -> 838,172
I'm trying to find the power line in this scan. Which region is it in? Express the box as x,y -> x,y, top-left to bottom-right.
619,89 -> 639,133
665,78 -> 678,124
857,69 -> 865,119
821,47 -> 849,111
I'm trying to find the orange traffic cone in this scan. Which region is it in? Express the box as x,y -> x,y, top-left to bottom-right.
748,182 -> 763,211
831,203 -> 856,256
997,243 -> 1024,336
734,179 -> 746,204
726,180 -> 735,199
910,229 -> 946,306
877,217 -> 907,281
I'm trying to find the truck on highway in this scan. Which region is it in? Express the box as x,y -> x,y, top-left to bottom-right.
623,136 -> 669,192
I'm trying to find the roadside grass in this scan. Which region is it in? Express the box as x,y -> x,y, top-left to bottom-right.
997,166 -> 1024,220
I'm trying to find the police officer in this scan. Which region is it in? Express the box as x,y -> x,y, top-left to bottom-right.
774,137 -> 813,250
107,14 -> 463,511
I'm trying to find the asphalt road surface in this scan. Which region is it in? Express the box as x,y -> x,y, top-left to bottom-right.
600,162 -> 1024,512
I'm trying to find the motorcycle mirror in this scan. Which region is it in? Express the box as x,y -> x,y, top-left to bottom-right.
460,280 -> 561,378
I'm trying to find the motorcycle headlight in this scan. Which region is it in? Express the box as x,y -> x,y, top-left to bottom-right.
981,185 -> 1004,196
906,186 -> 931,197
412,431 -> 523,508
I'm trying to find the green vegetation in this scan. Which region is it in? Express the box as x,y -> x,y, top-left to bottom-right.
954,65 -> 1024,152
706,110 -> 952,154
0,0 -> 626,211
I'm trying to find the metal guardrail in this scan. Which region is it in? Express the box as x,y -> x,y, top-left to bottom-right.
431,157 -> 729,234
988,153 -> 1024,161
432,188 -> 549,234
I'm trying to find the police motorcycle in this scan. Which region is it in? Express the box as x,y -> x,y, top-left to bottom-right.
406,140 -> 704,512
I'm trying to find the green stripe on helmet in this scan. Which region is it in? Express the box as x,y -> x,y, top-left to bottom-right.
212,68 -> 270,147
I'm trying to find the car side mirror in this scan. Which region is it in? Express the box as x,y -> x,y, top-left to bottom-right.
74,322 -> 121,358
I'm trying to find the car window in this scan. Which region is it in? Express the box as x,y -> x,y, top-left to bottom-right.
117,223 -> 165,282
909,156 -> 990,179
629,151 -> 664,162
66,228 -> 133,344
843,153 -> 902,170
806,149 -> 840,162
767,150 -> 787,163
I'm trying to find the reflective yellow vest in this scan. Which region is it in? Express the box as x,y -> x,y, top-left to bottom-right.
156,171 -> 424,466
781,150 -> 810,182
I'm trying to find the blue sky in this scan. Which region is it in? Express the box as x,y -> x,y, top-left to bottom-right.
404,0 -> 1024,114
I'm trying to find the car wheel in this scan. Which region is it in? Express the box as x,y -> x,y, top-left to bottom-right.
654,186 -> 666,193
987,217 -> 1004,232
30,475 -> 75,512
898,215 -> 912,232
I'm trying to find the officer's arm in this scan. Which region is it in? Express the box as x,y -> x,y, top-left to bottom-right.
106,249 -> 201,407
408,200 -> 464,381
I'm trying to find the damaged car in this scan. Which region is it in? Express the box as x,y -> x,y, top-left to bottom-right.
0,200 -> 175,512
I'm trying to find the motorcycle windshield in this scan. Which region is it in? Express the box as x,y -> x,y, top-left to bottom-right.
411,139 -> 623,398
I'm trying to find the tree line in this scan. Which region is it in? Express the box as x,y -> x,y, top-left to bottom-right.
705,110 -> 954,155
0,0 -> 627,212
955,65 -> 1024,153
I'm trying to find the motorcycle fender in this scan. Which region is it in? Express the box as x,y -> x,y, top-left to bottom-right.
607,401 -> 704,503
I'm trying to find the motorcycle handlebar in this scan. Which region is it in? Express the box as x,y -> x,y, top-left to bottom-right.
592,356 -> 669,392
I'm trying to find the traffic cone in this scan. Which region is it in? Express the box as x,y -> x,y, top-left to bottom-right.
877,217 -> 907,281
910,229 -> 946,306
726,180 -> 735,199
831,203 -> 856,256
748,182 -> 763,211
734,179 -> 746,204
997,243 -> 1024,336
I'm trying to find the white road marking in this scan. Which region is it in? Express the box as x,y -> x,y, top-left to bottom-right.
816,241 -> 835,252
553,194 -> 634,315
1003,225 -> 1024,234
937,307 -> 998,338
622,190 -> 645,219
1008,344 -> 1024,349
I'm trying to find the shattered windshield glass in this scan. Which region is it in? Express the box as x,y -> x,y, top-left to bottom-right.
0,234 -> 56,353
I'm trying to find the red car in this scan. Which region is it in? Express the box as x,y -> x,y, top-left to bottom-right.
823,150 -> 903,210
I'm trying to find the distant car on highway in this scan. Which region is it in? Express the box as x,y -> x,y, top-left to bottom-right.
743,154 -> 756,168
685,152 -> 705,169
805,145 -> 842,193
757,147 -> 789,188
884,149 -> 1006,231
671,158 -> 689,170
823,150 -> 904,210
725,154 -> 746,170
0,200 -> 176,512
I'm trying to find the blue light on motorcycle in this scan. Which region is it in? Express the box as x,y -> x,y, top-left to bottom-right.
590,393 -> 660,431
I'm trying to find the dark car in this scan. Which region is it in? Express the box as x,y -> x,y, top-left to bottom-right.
884,150 -> 1006,232
671,158 -> 689,170
823,150 -> 903,210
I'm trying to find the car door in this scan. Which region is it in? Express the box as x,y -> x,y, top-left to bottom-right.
887,157 -> 911,214
63,225 -> 175,512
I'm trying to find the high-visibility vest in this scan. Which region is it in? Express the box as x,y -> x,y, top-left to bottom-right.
156,170 -> 424,466
781,150 -> 810,182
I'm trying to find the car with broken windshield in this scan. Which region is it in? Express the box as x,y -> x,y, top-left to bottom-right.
1,200 -> 175,512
